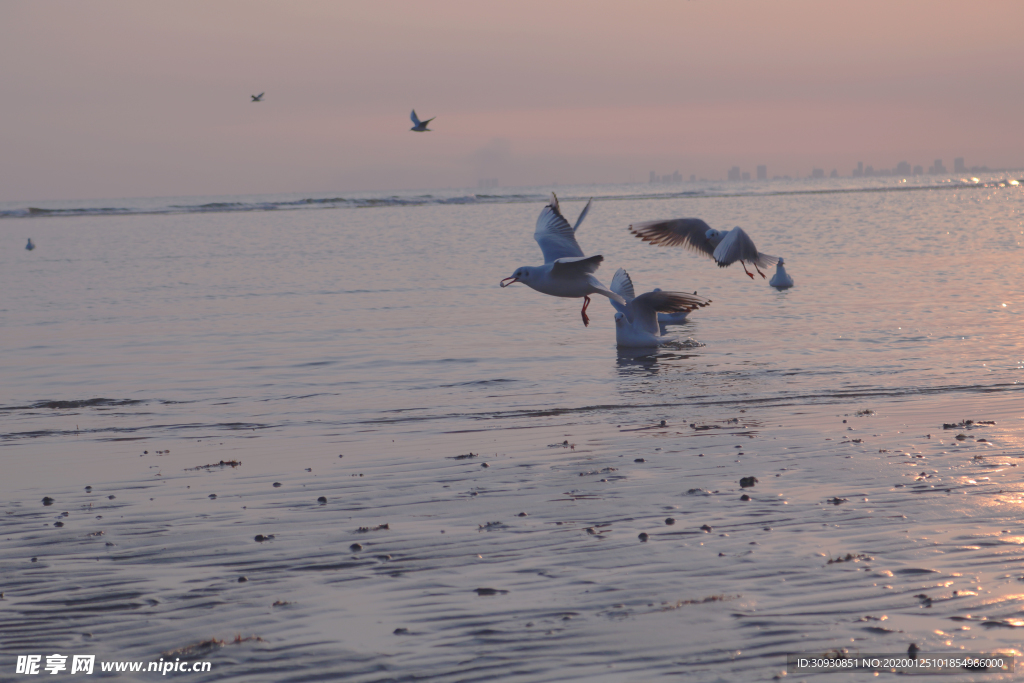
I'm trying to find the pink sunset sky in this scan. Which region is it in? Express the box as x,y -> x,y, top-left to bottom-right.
1,0 -> 1022,201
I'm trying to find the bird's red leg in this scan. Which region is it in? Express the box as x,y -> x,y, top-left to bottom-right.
755,264 -> 767,279
580,295 -> 591,327
741,261 -> 755,279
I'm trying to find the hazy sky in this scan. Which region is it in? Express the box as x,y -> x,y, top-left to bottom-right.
2,0 -> 1022,201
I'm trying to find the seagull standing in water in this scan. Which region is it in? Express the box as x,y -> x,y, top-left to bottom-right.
629,218 -> 779,280
251,92 -> 264,102
410,110 -> 435,132
610,279 -> 711,348
25,238 -> 35,251
500,194 -> 624,327
769,257 -> 795,288
609,268 -> 708,330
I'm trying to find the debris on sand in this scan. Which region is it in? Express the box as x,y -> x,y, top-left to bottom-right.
943,420 -> 995,430
185,460 -> 241,471
739,476 -> 758,488
657,594 -> 739,611
854,409 -> 875,416
450,452 -> 478,459
356,523 -> 389,533
478,521 -> 507,531
827,497 -> 848,505
254,534 -> 275,542
826,553 -> 871,564
474,587 -> 508,596
161,635 -> 265,659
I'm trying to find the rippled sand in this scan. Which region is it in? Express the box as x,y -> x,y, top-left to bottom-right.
3,393 -> 1022,681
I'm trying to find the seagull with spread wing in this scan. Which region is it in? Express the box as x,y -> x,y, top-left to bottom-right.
611,285 -> 712,347
251,92 -> 264,102
609,268 -> 710,332
410,110 -> 435,132
500,194 -> 624,327
629,218 -> 779,280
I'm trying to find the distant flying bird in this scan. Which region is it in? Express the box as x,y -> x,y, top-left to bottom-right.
609,275 -> 711,347
500,193 -> 625,327
410,109 -> 435,132
609,268 -> 708,330
25,238 -> 35,251
629,219 -> 779,280
769,257 -> 795,289
251,92 -> 264,102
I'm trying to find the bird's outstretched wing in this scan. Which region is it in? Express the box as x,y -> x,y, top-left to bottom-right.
627,291 -> 712,335
535,193 -> 585,263
251,92 -> 264,101
410,110 -> 422,126
712,227 -> 779,268
549,254 -> 603,277
572,198 -> 593,233
610,268 -> 636,302
629,218 -> 717,259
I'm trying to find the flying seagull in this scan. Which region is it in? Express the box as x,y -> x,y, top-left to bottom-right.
500,194 -> 624,327
609,268 -> 709,330
609,273 -> 711,347
410,109 -> 435,132
629,218 -> 779,280
251,92 -> 264,102
769,257 -> 795,289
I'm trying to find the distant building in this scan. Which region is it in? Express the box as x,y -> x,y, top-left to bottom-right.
929,159 -> 947,174
689,174 -> 696,183
852,161 -> 864,178
895,161 -> 911,176
756,165 -> 767,180
650,171 -> 657,183
830,169 -> 838,178
728,166 -> 741,181
954,157 -> 966,173
913,165 -> 923,175
811,168 -> 825,179
864,165 -> 875,177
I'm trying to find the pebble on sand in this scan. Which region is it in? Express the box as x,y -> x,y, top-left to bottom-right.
740,494 -> 751,501
350,543 -> 363,552
665,518 -> 675,525
740,476 -> 758,488
317,496 -> 327,504
638,532 -> 649,542
238,576 -> 248,583
273,482 -> 282,487
42,497 -> 55,506
701,524 -> 713,532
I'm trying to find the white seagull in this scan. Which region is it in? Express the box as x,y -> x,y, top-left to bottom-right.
769,257 -> 794,289
251,92 -> 264,102
629,218 -> 779,280
25,238 -> 35,251
609,276 -> 711,347
500,194 -> 624,327
609,268 -> 708,330
410,110 -> 435,132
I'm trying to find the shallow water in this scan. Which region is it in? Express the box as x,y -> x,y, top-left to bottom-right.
2,177 -> 1023,681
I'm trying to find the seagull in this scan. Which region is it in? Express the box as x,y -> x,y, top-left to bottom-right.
410,109 -> 435,132
500,194 -> 624,327
769,257 -> 794,289
25,238 -> 35,251
610,268 -> 706,330
251,92 -> 264,102
629,218 -> 779,280
611,282 -> 711,348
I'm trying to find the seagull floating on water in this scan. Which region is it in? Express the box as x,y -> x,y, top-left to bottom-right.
410,110 -> 435,132
500,194 -> 624,327
251,92 -> 264,102
629,218 -> 779,280
609,276 -> 711,347
769,257 -> 794,289
610,268 -> 707,330
25,238 -> 35,251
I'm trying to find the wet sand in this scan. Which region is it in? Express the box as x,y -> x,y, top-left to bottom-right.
3,393 -> 1022,682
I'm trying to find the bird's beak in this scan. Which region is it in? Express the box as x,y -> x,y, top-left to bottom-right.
499,276 -> 519,288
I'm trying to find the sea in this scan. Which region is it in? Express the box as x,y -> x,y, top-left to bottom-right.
2,175 -> 1023,681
